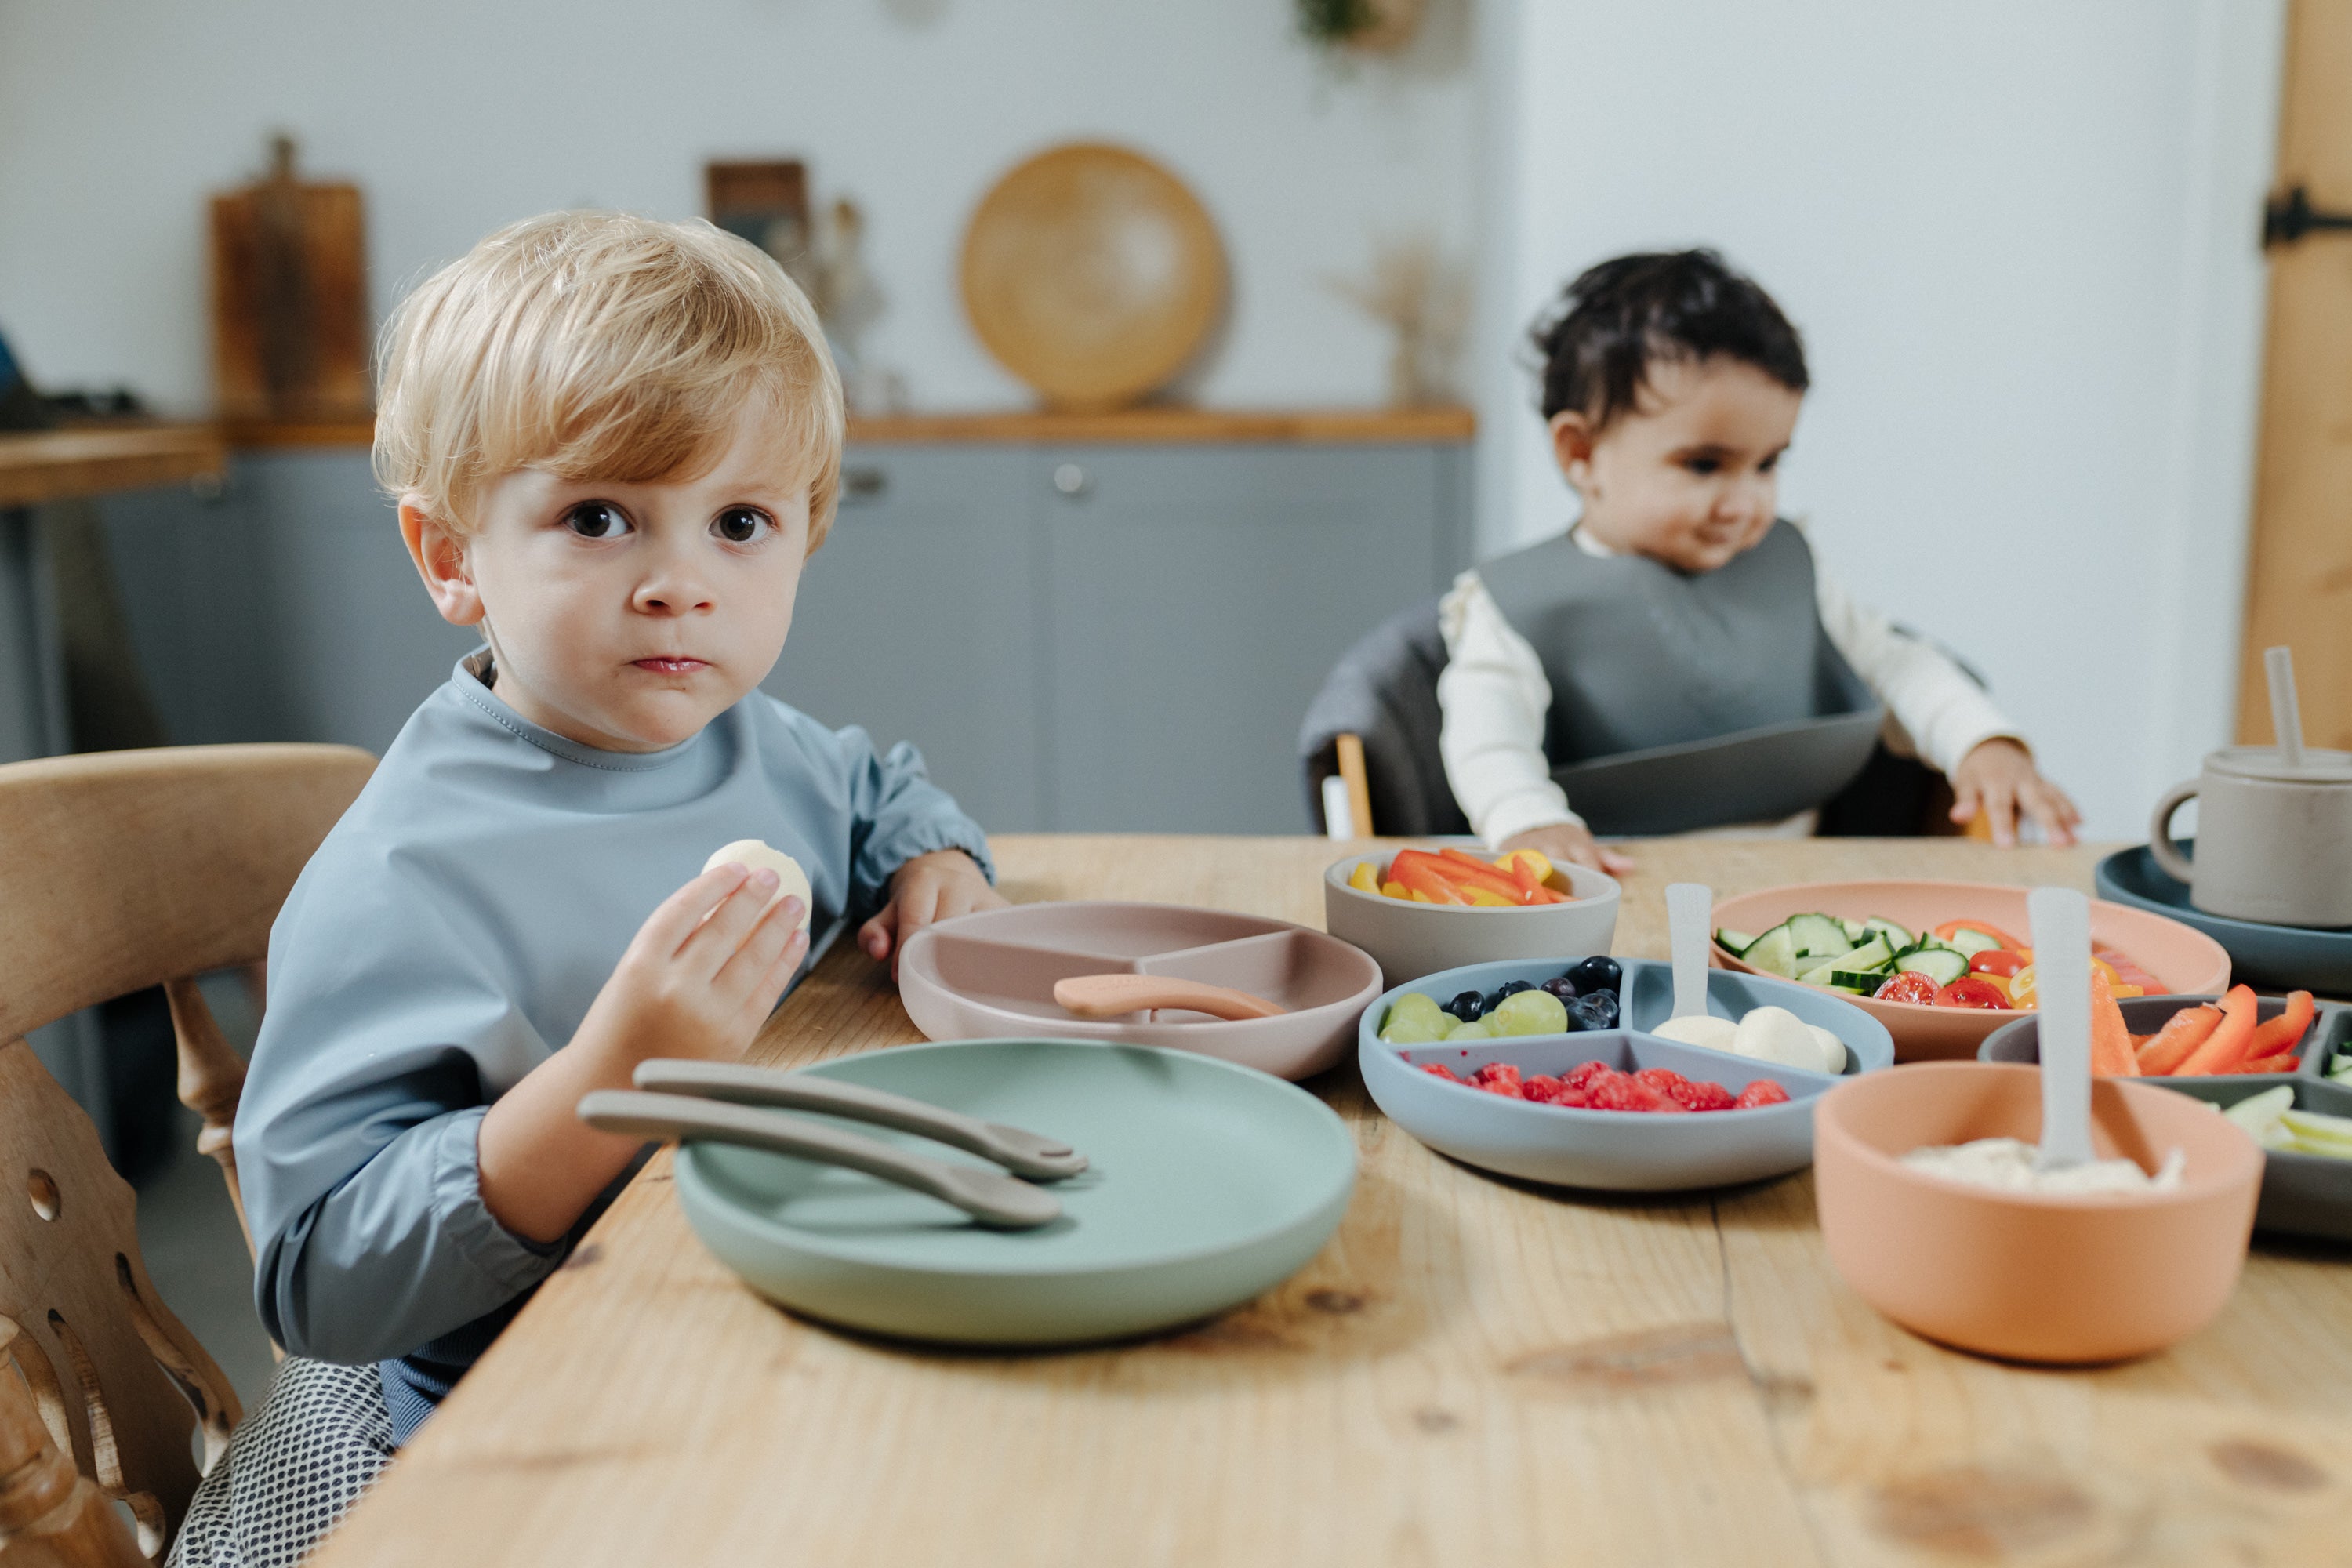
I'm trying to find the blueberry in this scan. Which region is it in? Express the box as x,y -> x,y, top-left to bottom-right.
1540,976 -> 1580,1002
1567,956 -> 1623,996
1490,979 -> 1535,1007
1570,992 -> 1619,1030
1445,989 -> 1486,1023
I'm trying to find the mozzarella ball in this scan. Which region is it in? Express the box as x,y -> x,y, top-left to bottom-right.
702,840 -> 814,933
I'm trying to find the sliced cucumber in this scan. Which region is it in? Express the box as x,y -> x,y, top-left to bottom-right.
1828,969 -> 1889,992
1714,928 -> 1756,957
1839,917 -> 1867,942
1740,924 -> 1799,978
1842,935 -> 1895,970
1863,917 -> 1913,951
1787,913 -> 1853,960
1942,925 -> 2005,957
1797,957 -> 1845,989
1896,946 -> 1971,985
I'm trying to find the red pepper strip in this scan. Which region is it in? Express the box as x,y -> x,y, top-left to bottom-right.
2245,991 -> 2317,1061
2089,971 -> 2139,1077
1388,855 -> 1470,904
1435,847 -> 1539,902
2137,1004 -> 2221,1075
2176,985 -> 2260,1075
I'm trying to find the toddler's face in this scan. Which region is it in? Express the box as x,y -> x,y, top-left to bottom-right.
1552,357 -> 1802,574
407,397 -> 813,753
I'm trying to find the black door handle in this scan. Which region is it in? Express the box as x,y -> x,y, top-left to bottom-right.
2263,185 -> 2352,249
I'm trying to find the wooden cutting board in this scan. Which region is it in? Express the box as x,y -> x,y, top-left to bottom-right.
209,136 -> 371,424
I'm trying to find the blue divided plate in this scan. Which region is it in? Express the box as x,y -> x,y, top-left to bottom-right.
1358,956 -> 1895,1192
2096,843 -> 2352,994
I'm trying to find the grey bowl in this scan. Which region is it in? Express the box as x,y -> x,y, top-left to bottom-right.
2097,843 -> 2352,993
1323,851 -> 1621,986
1980,995 -> 2352,1242
1357,956 -> 1895,1192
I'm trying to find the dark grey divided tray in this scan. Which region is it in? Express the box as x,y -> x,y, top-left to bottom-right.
1982,996 -> 2352,1242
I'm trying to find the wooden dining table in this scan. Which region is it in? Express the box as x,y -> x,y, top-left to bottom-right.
310,835 -> 2352,1568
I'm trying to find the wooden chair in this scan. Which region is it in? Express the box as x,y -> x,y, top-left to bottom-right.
0,745 -> 374,1565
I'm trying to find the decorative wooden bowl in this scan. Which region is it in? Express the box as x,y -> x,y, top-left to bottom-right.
959,143 -> 1225,412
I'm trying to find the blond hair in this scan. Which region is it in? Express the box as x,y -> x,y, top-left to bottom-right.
374,211 -> 843,544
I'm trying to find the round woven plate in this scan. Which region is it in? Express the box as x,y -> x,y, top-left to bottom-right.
959,143 -> 1225,411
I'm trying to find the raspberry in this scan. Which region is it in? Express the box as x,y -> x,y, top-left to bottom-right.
1668,1079 -> 1737,1112
1471,1062 -> 1522,1087
1552,1087 -> 1592,1109
1521,1074 -> 1566,1103
1733,1080 -> 1791,1109
1634,1068 -> 1691,1094
1585,1073 -> 1666,1112
1421,1063 -> 1464,1083
1563,1059 -> 1613,1091
1479,1078 -> 1525,1098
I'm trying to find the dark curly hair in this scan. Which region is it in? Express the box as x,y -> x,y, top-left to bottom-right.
1530,250 -> 1808,428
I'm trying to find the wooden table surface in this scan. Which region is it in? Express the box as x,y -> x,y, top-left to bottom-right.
311,837 -> 2352,1568
0,426 -> 227,508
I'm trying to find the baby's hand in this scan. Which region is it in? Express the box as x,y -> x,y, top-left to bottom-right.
1501,821 -> 1637,877
584,862 -> 809,1065
1951,738 -> 2081,848
861,849 -> 1005,977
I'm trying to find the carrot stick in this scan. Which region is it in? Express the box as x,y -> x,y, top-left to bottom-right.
1436,848 -> 1543,903
2089,970 -> 2140,1077
2245,991 -> 2317,1062
2136,1004 -> 2221,1075
2176,985 -> 2260,1075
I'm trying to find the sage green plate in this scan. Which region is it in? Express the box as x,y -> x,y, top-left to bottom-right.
673,1039 -> 1357,1345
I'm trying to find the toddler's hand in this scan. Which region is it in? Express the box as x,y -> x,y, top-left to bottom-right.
1501,821 -> 1637,877
860,849 -> 1005,977
581,862 -> 809,1065
1951,739 -> 2081,848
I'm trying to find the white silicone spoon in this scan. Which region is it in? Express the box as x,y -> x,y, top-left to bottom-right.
1666,883 -> 1715,1023
2027,885 -> 2096,1175
2267,645 -> 2307,770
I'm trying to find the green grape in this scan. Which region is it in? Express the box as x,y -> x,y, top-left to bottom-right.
1491,989 -> 1570,1036
1377,1012 -> 1447,1046
1445,1017 -> 1496,1041
1388,992 -> 1446,1029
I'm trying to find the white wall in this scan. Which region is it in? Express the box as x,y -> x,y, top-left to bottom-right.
1475,0 -> 2285,839
0,0 -> 1476,413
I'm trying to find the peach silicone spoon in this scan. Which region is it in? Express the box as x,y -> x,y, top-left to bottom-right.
1052,974 -> 1288,1022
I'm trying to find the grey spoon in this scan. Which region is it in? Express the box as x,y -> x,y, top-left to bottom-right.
2027,886 -> 2097,1175
632,1058 -> 1087,1181
577,1089 -> 1064,1230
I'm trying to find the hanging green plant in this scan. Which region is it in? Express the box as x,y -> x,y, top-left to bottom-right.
1294,0 -> 1421,52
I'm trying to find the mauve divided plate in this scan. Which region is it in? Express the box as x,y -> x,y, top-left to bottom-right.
2097,843 -> 2352,993
1359,956 -> 1895,1192
1982,996 -> 2352,1243
897,902 -> 1382,1080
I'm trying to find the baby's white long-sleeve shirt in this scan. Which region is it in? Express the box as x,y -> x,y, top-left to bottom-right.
1436,527 -> 2021,845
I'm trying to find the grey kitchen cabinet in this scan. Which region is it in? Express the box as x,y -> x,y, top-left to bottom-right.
760,445 -> 1045,832
96,421 -> 1471,836
1040,444 -> 1466,832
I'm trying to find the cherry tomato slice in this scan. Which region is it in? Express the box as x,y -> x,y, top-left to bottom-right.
1969,947 -> 2027,978
1933,976 -> 2013,1010
1875,971 -> 1941,1006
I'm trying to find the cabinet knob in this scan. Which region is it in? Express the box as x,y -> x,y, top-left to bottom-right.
1052,463 -> 1091,498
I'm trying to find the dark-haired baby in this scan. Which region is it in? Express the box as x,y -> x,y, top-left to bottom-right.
1440,250 -> 2080,874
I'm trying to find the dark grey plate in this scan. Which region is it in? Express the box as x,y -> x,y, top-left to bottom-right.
2096,844 -> 2352,993
1981,995 -> 2352,1241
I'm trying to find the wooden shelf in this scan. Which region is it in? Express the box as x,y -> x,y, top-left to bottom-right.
0,425 -> 228,508
219,405 -> 1477,452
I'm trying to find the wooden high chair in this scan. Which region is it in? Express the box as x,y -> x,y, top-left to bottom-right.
0,745 -> 374,1566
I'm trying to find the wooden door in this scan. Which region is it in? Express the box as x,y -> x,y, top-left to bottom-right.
2240,0 -> 2352,748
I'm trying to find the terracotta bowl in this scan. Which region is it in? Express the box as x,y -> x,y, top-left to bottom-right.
1813,1062 -> 2261,1363
1709,880 -> 2231,1062
1323,852 -> 1621,986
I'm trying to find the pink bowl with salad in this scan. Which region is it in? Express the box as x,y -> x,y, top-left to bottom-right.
1708,880 -> 2232,1062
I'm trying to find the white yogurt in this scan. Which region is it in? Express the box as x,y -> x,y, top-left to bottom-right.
1900,1137 -> 2186,1196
